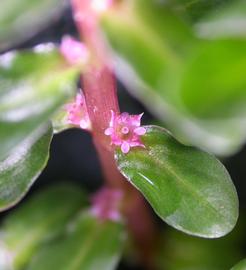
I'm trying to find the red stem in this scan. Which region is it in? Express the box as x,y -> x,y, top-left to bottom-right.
71,0 -> 159,267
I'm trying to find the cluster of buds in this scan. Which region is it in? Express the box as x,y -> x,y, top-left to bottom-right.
65,92 -> 91,130
60,36 -> 91,129
90,188 -> 123,222
60,36 -> 89,66
61,36 -> 146,154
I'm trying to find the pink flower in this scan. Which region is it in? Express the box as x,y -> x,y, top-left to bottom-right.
60,36 -> 89,66
65,91 -> 91,130
90,188 -> 123,222
105,111 -> 146,154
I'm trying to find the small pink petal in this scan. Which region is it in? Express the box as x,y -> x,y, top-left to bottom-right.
105,111 -> 146,154
120,113 -> 129,122
65,92 -> 91,130
130,113 -> 144,126
109,110 -> 116,127
105,127 -> 114,136
80,119 -> 90,129
75,93 -> 84,105
90,188 -> 123,222
121,141 -> 130,153
134,127 -> 146,135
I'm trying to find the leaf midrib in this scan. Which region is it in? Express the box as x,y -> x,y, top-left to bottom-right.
147,144 -> 231,225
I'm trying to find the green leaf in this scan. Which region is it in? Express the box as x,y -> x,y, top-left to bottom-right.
0,0 -> 66,51
0,125 -> 52,211
180,39 -> 246,119
173,38 -> 246,151
102,0 -> 220,87
27,211 -> 125,270
102,1 -> 246,156
115,125 -> 238,238
196,0 -> 246,39
2,184 -> 87,269
101,0 -> 193,93
0,45 -> 78,160
231,259 -> 246,270
101,0 -> 191,122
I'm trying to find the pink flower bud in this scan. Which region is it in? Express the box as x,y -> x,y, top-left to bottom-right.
90,188 -> 123,222
65,91 -> 91,130
60,36 -> 89,66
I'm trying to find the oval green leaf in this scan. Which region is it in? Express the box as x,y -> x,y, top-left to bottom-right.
27,212 -> 125,270
2,184 -> 87,269
0,0 -> 66,51
0,126 -> 52,211
101,1 -> 246,156
0,45 -> 78,160
115,125 -> 238,238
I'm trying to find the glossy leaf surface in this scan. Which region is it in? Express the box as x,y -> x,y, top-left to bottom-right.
0,126 -> 52,211
0,0 -> 66,51
115,126 -> 238,238
28,212 -> 125,270
2,184 -> 87,269
0,45 -> 78,160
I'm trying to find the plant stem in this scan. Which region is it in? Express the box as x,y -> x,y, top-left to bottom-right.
71,0 -> 159,267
